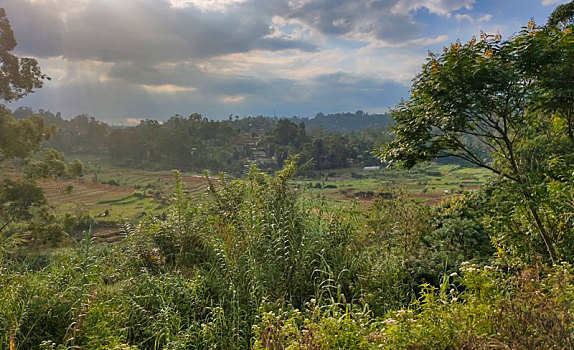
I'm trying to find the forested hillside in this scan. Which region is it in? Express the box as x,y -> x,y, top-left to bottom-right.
12,108 -> 390,173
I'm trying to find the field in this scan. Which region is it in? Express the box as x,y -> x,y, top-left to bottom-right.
308,162 -> 491,206
1,155 -> 491,243
1,156 -> 214,242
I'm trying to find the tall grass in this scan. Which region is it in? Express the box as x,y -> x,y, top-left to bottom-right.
2,158 -> 569,349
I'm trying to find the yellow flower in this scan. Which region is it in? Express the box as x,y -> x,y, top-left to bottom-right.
527,20 -> 536,30
484,49 -> 493,57
494,34 -> 502,41
564,28 -> 573,34
450,42 -> 462,52
431,61 -> 440,73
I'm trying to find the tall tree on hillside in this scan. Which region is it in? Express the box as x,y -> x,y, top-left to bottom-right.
378,12 -> 574,263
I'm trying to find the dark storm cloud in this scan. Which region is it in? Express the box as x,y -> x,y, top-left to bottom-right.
1,0 -> 470,122
283,0 -> 479,42
3,0 -> 475,64
2,0 -> 315,63
285,0 -> 419,43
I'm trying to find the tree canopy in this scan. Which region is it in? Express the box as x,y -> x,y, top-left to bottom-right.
378,19 -> 574,263
0,8 -> 47,102
0,8 -> 54,159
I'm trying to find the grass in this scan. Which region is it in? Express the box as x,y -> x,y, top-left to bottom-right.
306,162 -> 491,206
1,155 -> 212,235
2,155 -> 491,244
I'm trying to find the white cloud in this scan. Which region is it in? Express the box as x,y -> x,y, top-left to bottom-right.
477,14 -> 492,22
361,34 -> 449,50
455,14 -> 473,22
220,95 -> 246,103
392,0 -> 475,16
455,13 -> 492,23
169,0 -> 248,11
542,0 -> 563,5
142,84 -> 197,93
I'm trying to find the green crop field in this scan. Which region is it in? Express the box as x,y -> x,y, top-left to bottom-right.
305,162 -> 491,207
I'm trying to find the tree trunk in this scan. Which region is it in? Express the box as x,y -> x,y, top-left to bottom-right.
527,201 -> 558,264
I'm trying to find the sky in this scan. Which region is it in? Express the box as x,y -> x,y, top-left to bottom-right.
2,0 -> 571,124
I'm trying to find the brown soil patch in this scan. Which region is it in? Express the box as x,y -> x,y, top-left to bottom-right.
38,178 -> 134,205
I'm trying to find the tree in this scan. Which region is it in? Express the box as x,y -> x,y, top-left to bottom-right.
548,1 -> 574,28
273,119 -> 306,147
378,18 -> 574,263
0,8 -> 53,160
0,105 -> 56,159
0,8 -> 47,102
0,9 -> 75,247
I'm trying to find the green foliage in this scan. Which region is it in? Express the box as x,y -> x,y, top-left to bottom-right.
376,263 -> 574,349
0,105 -> 56,160
548,0 -> 574,28
0,157 -> 573,349
361,188 -> 493,315
252,299 -> 375,350
0,246 -> 109,349
3,6 -> 574,350
378,18 -> 574,263
0,8 -> 47,102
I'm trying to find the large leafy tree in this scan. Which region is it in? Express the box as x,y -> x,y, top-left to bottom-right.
0,8 -> 51,247
378,11 -> 574,263
0,9 -> 81,249
0,7 -> 53,160
0,8 -> 47,102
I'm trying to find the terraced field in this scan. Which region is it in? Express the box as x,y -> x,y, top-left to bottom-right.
3,156 -> 489,242
39,179 -> 133,205
2,160 -> 213,243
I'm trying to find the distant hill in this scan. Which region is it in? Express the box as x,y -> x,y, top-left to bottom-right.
290,110 -> 391,133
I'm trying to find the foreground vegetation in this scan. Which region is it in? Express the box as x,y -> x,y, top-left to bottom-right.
3,2 -> 574,349
2,159 -> 573,349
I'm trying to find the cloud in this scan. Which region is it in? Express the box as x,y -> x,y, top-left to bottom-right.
391,0 -> 475,16
542,0 -> 563,5
477,14 -> 492,22
10,60 -> 408,120
455,14 -> 473,22
220,95 -> 246,103
142,84 -> 197,93
5,0 -> 524,122
4,0 -> 470,64
284,0 -> 420,43
169,0 -> 248,11
4,0 -> 312,63
455,13 -> 492,23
